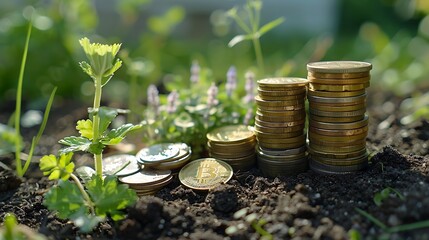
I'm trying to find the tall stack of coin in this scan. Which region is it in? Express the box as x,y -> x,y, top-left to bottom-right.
255,78 -> 309,177
306,61 -> 372,174
206,125 -> 256,172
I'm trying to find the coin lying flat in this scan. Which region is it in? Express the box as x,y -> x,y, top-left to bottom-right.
103,154 -> 140,176
136,143 -> 180,164
179,158 -> 233,190
257,77 -> 309,88
207,125 -> 254,144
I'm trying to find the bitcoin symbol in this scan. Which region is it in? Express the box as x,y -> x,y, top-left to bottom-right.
195,161 -> 218,184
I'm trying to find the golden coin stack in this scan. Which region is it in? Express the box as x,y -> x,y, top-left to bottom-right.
206,125 -> 256,172
306,61 -> 372,174
254,78 -> 309,177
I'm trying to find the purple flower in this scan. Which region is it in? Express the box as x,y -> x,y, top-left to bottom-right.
226,66 -> 237,98
167,90 -> 179,114
207,83 -> 219,108
243,109 -> 253,125
243,70 -> 255,104
147,84 -> 160,115
190,60 -> 200,84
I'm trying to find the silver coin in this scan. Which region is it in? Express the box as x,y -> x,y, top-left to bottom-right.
136,143 -> 180,163
102,154 -> 141,176
119,169 -> 171,185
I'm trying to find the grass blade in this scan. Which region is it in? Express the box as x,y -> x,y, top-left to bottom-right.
388,220 -> 429,233
355,208 -> 388,231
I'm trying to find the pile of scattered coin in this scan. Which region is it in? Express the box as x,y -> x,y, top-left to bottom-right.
136,143 -> 192,171
307,61 -> 372,174
254,78 -> 309,177
207,125 -> 256,171
119,169 -> 173,197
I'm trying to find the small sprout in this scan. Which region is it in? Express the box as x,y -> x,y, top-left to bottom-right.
373,187 -> 405,206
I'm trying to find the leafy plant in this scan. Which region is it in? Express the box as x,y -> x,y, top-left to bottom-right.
0,213 -> 47,240
373,187 -> 405,207
39,38 -> 139,232
227,0 -> 285,75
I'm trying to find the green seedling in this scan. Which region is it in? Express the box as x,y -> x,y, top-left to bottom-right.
373,187 -> 405,207
225,208 -> 273,240
355,208 -> 429,235
0,213 -> 47,240
39,38 -> 139,232
227,0 -> 285,75
1,17 -> 57,177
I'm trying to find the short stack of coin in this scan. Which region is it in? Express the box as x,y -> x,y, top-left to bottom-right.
136,143 -> 192,172
254,77 -> 309,178
118,169 -> 173,196
206,125 -> 256,171
306,61 -> 372,174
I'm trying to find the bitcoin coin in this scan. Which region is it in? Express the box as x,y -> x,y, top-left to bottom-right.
103,154 -> 140,176
179,158 -> 233,190
308,71 -> 370,79
309,125 -> 368,136
308,89 -> 366,98
255,123 -> 305,133
308,76 -> 370,85
307,61 -> 372,73
136,143 -> 180,164
309,115 -> 368,130
207,125 -> 254,144
309,82 -> 370,91
309,114 -> 365,123
309,103 -> 366,112
258,77 -> 309,88
309,108 -> 366,117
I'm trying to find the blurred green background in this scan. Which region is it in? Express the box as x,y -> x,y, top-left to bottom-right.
1,0 -> 428,112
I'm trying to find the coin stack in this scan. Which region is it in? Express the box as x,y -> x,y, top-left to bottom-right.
206,125 -> 256,172
306,61 -> 372,174
118,169 -> 173,196
136,143 -> 192,172
254,78 -> 309,178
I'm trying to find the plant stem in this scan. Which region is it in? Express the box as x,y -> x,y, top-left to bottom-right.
252,37 -> 265,76
15,20 -> 33,177
70,173 -> 95,215
93,76 -> 103,176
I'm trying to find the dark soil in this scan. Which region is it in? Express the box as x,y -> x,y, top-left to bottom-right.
1,94 -> 429,239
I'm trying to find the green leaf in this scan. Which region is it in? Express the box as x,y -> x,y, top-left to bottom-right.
102,123 -> 141,145
69,208 -> 104,233
102,59 -> 122,86
98,107 -> 119,134
79,61 -> 95,79
228,34 -> 253,48
43,180 -> 87,220
59,136 -> 92,154
39,153 -> 75,181
86,175 -> 137,221
373,193 -> 383,206
76,119 -> 93,140
258,17 -> 285,37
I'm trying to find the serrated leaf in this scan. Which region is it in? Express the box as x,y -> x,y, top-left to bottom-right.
39,153 -> 74,180
86,175 -> 137,221
89,107 -> 119,135
258,17 -> 285,37
102,59 -> 122,86
101,124 -> 141,145
59,136 -> 92,154
88,142 -> 105,155
76,119 -> 93,140
228,34 -> 253,48
79,61 -> 95,79
43,180 -> 87,219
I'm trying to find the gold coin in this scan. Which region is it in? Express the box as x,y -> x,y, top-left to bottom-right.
207,125 -> 255,144
257,109 -> 305,117
307,61 -> 372,73
255,95 -> 305,107
309,103 -> 366,112
255,118 -> 306,128
257,134 -> 306,144
309,114 -> 365,123
258,141 -> 305,149
308,131 -> 367,142
257,144 -> 306,156
307,145 -> 367,159
258,93 -> 306,101
309,142 -> 366,153
208,137 -> 256,148
309,82 -> 370,92
257,150 -> 307,161
309,108 -> 366,117
307,93 -> 366,105
255,129 -> 304,139
308,71 -> 370,79
255,112 -> 305,122
310,152 -> 368,164
308,89 -> 366,98
254,123 -> 305,133
258,77 -> 309,88
308,76 -> 370,85
309,125 -> 368,136
178,158 -> 233,190
258,88 -> 306,96
309,115 -> 368,130
308,137 -> 366,147
258,103 -> 306,111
